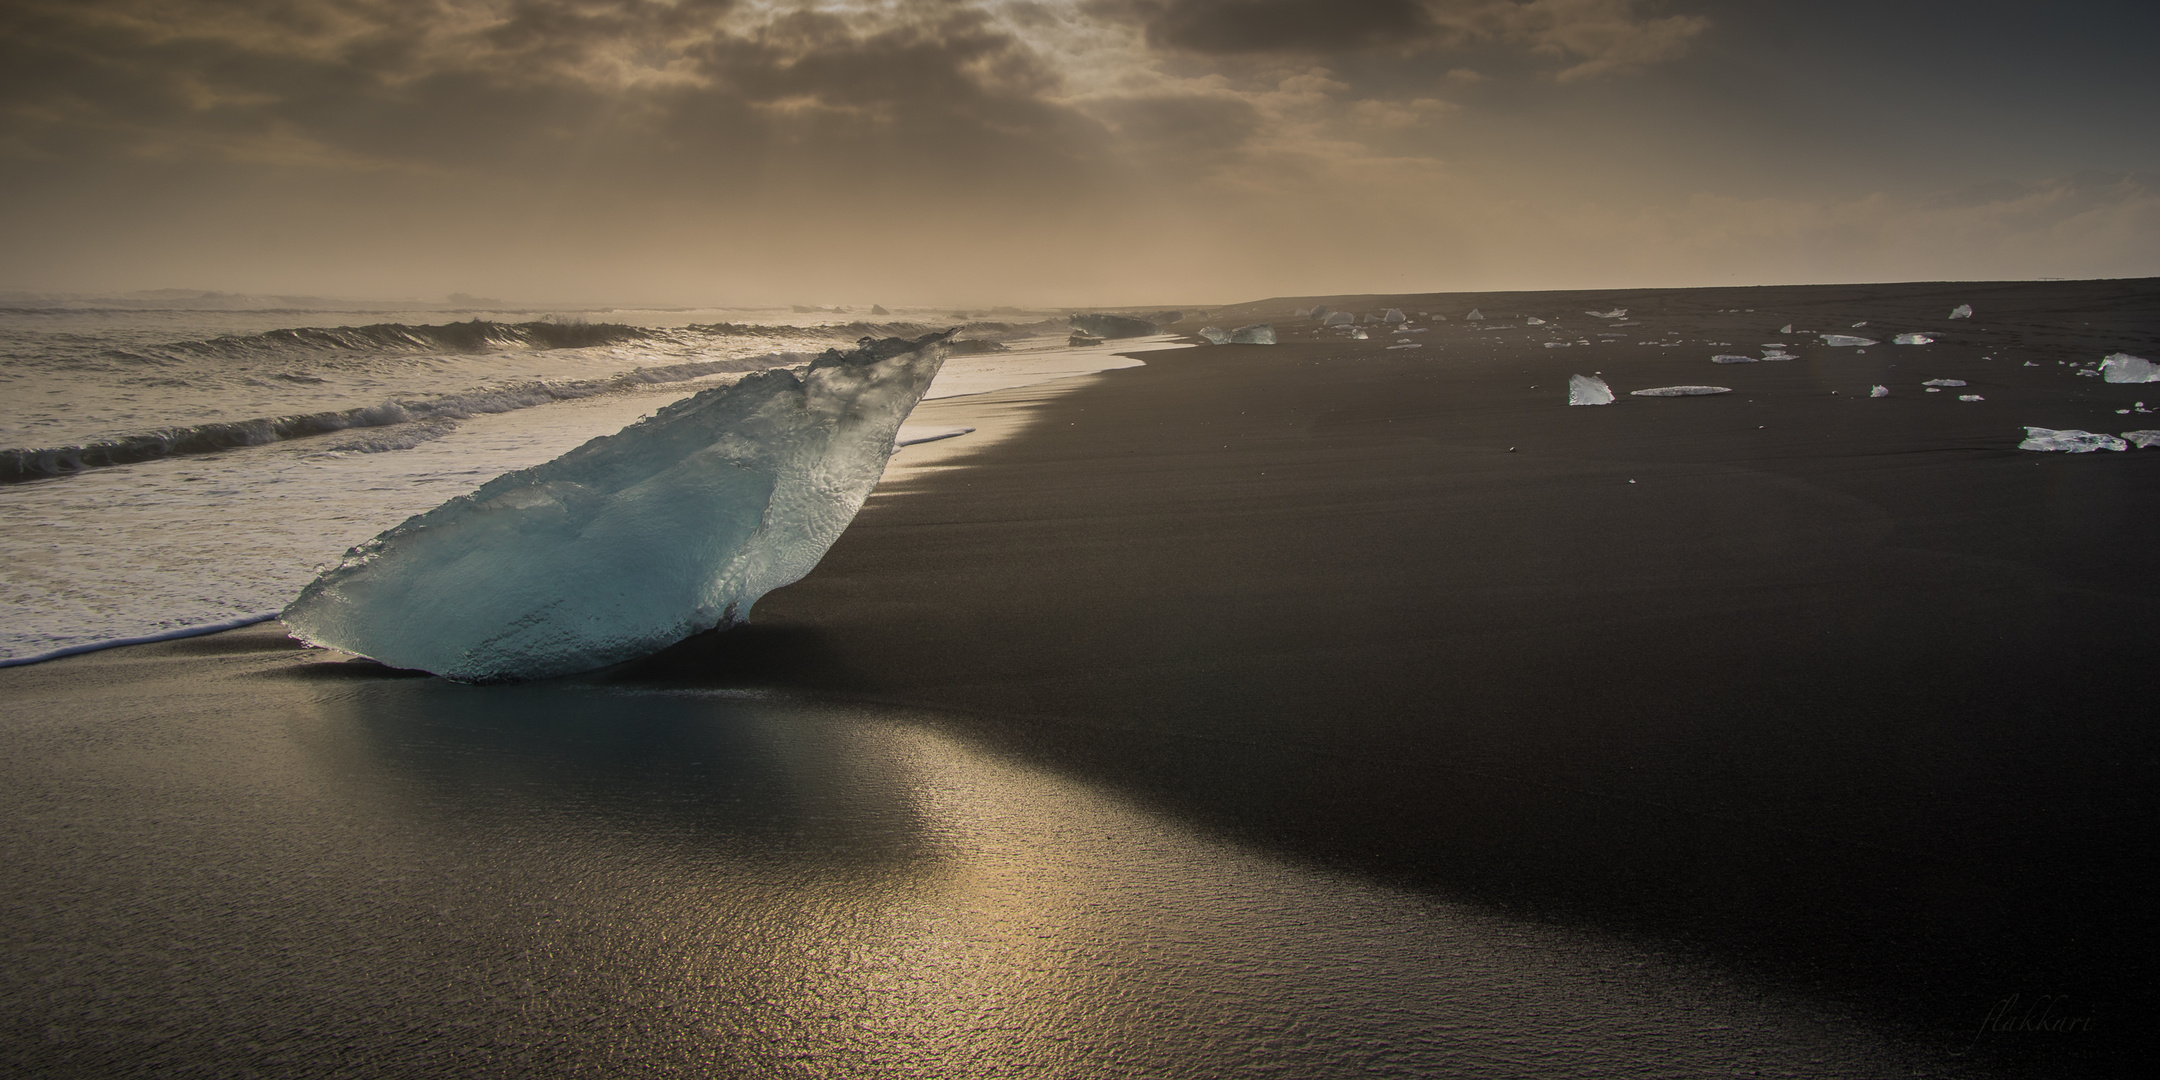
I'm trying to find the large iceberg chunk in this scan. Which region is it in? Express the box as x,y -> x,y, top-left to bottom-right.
2124,430 -> 2160,448
1568,374 -> 1614,405
2019,427 -> 2127,453
2100,353 -> 2160,383
1382,308 -> 1407,323
1949,304 -> 1973,319
1197,326 -> 1231,344
1323,311 -> 1355,326
1230,323 -> 1276,344
282,333 -> 949,681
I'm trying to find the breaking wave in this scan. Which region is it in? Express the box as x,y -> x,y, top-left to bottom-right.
1,353 -> 809,483
111,319 -> 662,362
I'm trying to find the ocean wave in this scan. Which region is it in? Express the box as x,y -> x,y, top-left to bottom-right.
103,319 -> 662,363
1,353 -> 808,482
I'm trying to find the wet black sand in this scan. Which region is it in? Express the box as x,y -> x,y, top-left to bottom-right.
4,278 -> 2156,1077
648,278 -> 2160,1074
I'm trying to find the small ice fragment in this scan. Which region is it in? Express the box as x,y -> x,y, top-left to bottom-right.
1821,334 -> 1876,347
1851,321 -> 1868,327
1630,385 -> 1732,397
1361,314 -> 1380,324
1467,308 -> 1485,320
1383,308 -> 1406,323
1586,308 -> 1627,319
2023,361 -> 2038,366
1712,354 -> 1758,364
1568,374 -> 1615,405
1926,388 -> 1941,393
1230,323 -> 1276,345
1921,379 -> 1967,387
1959,395 -> 1983,402
1779,324 -> 1794,334
1386,343 -> 1422,350
2020,427 -> 2127,453
2099,353 -> 2160,383
1324,311 -> 1354,326
1870,385 -> 1888,397
2077,368 -> 2100,377
1351,329 -> 1368,340
1893,333 -> 1935,345
1526,317 -> 1546,325
2123,430 -> 2160,448
1761,350 -> 1798,361
1949,304 -> 1973,319
1544,342 -> 1570,348
1197,326 -> 1231,344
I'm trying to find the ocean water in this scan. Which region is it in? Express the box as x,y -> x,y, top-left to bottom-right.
0,303 -> 1170,663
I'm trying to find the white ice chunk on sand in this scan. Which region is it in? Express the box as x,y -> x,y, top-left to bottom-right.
1762,349 -> 1798,361
2100,353 -> 2160,383
1870,385 -> 1889,397
1568,374 -> 1615,405
1293,307 -> 1311,317
1631,386 -> 1732,397
1197,326 -> 1231,344
1780,324 -> 1794,334
2124,430 -> 2160,448
1712,354 -> 1758,364
1467,308 -> 1485,320
1959,395 -> 1984,402
1544,342 -> 1571,348
1383,308 -> 1406,323
1950,304 -> 1973,319
1821,334 -> 1877,347
1230,323 -> 1276,344
1351,329 -> 1369,340
1586,309 -> 1627,319
282,332 -> 949,681
1922,379 -> 1967,387
2020,427 -> 2127,453
1894,333 -> 1935,345
1526,317 -> 1546,325
1851,321 -> 1868,327
1324,311 -> 1355,326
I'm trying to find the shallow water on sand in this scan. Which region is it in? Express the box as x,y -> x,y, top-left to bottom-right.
0,635 -> 1951,1078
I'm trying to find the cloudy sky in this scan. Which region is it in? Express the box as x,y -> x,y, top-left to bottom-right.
3,0 -> 2155,305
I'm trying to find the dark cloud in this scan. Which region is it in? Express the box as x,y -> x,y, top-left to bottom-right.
1110,0 -> 1439,54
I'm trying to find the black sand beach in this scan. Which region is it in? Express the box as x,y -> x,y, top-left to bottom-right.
5,279 -> 2155,1076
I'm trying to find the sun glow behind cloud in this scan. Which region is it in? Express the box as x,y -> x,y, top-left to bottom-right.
1,0 -> 2155,303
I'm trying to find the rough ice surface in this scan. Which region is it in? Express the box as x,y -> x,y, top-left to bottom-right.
1586,309 -> 1628,319
1821,334 -> 1877,347
1467,309 -> 1485,321
1324,312 -> 1355,326
1197,327 -> 1232,345
1230,324 -> 1277,344
1711,354 -> 1758,364
282,333 -> 949,681
1921,379 -> 1967,387
1568,374 -> 1614,406
2020,427 -> 2127,453
1894,333 -> 1935,345
1631,386 -> 1732,397
1950,304 -> 1973,319
2100,353 -> 2160,383
1383,309 -> 1407,323
2125,430 -> 2160,448
1870,385 -> 1889,398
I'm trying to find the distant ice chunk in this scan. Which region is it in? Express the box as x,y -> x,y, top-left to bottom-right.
1958,395 -> 1983,402
1779,324 -> 1794,334
1851,321 -> 1868,327
1467,308 -> 1485,321
1197,326 -> 1231,344
1949,304 -> 1973,319
1921,379 -> 1967,387
1761,349 -> 1798,361
1568,374 -> 1614,405
1586,309 -> 1627,319
1351,329 -> 1369,340
1383,308 -> 1407,323
1293,307 -> 1311,317
1526,317 -> 1546,325
1631,386 -> 1732,397
870,304 -> 890,316
1310,305 -> 1332,320
2100,353 -> 2160,383
1386,343 -> 1422,350
1544,342 -> 1570,349
2124,430 -> 2160,448
1323,311 -> 1355,326
1712,354 -> 1758,364
1870,385 -> 1888,397
1821,334 -> 1877,347
1230,323 -> 1276,344
1894,333 -> 1935,345
2020,427 -> 2127,453
282,333 -> 949,681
